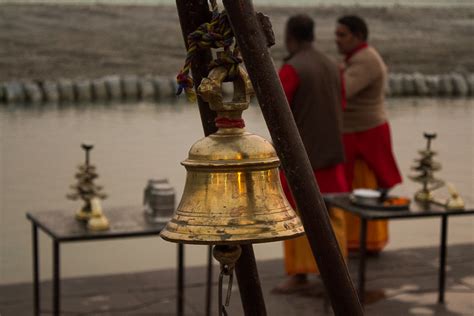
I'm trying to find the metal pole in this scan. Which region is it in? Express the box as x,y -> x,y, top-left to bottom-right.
52,240 -> 60,316
358,218 -> 368,304
32,223 -> 40,316
438,215 -> 448,303
175,1 -> 267,315
177,243 -> 185,316
222,1 -> 363,315
234,244 -> 267,316
205,246 -> 213,316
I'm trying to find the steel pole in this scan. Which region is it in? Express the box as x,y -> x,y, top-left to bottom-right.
222,1 -> 363,314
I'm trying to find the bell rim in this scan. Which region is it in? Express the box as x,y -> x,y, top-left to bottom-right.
159,230 -> 305,245
181,157 -> 280,170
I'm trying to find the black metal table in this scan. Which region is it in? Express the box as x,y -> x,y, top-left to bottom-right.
26,208 -> 187,316
324,194 -> 474,305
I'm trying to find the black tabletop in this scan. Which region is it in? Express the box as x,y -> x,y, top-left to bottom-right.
324,194 -> 474,220
26,207 -> 166,242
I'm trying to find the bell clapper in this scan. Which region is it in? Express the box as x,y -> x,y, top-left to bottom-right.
213,245 -> 242,316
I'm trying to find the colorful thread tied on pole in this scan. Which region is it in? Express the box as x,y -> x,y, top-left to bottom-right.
176,1 -> 241,103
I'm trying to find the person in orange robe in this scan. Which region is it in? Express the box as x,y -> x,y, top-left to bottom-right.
336,15 -> 402,253
273,14 -> 349,293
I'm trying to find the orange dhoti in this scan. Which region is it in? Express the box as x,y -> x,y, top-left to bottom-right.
345,160 -> 389,252
280,164 -> 349,275
284,207 -> 347,274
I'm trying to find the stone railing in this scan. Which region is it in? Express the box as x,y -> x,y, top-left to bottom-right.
386,72 -> 473,97
1,72 -> 473,105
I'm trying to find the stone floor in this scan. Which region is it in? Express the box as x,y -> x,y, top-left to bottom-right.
1,243 -> 473,316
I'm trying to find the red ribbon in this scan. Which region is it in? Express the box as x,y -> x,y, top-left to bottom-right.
215,117 -> 245,128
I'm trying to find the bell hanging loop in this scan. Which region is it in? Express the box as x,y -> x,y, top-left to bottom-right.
198,56 -> 254,111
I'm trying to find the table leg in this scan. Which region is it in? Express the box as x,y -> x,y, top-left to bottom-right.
53,240 -> 60,316
438,215 -> 448,303
177,243 -> 184,316
358,218 -> 368,305
32,223 -> 40,316
205,245 -> 213,316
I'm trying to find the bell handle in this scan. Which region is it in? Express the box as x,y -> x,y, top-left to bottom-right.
198,64 -> 253,114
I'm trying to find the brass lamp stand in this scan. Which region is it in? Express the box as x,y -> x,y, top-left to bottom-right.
410,133 -> 464,210
67,143 -> 110,231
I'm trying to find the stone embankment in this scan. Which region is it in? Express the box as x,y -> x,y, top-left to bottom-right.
1,72 -> 473,105
0,75 -> 177,105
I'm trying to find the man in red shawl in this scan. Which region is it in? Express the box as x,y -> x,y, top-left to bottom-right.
336,15 -> 402,253
273,14 -> 349,293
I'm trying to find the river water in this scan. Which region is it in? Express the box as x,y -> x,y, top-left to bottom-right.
0,98 -> 473,285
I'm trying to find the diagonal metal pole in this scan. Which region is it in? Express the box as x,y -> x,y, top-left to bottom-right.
175,1 -> 267,315
234,242 -> 267,315
223,1 -> 364,315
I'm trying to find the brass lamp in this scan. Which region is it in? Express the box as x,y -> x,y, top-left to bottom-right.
160,65 -> 304,245
67,143 -> 109,231
409,132 -> 465,210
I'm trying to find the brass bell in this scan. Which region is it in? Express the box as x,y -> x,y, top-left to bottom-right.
160,65 -> 304,245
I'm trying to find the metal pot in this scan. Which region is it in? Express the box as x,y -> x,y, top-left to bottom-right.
143,179 -> 175,223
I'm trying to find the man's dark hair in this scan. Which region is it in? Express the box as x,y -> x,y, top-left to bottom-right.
286,14 -> 314,42
337,15 -> 369,41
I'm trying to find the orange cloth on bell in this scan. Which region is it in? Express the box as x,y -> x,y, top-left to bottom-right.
284,207 -> 347,275
345,160 -> 389,252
